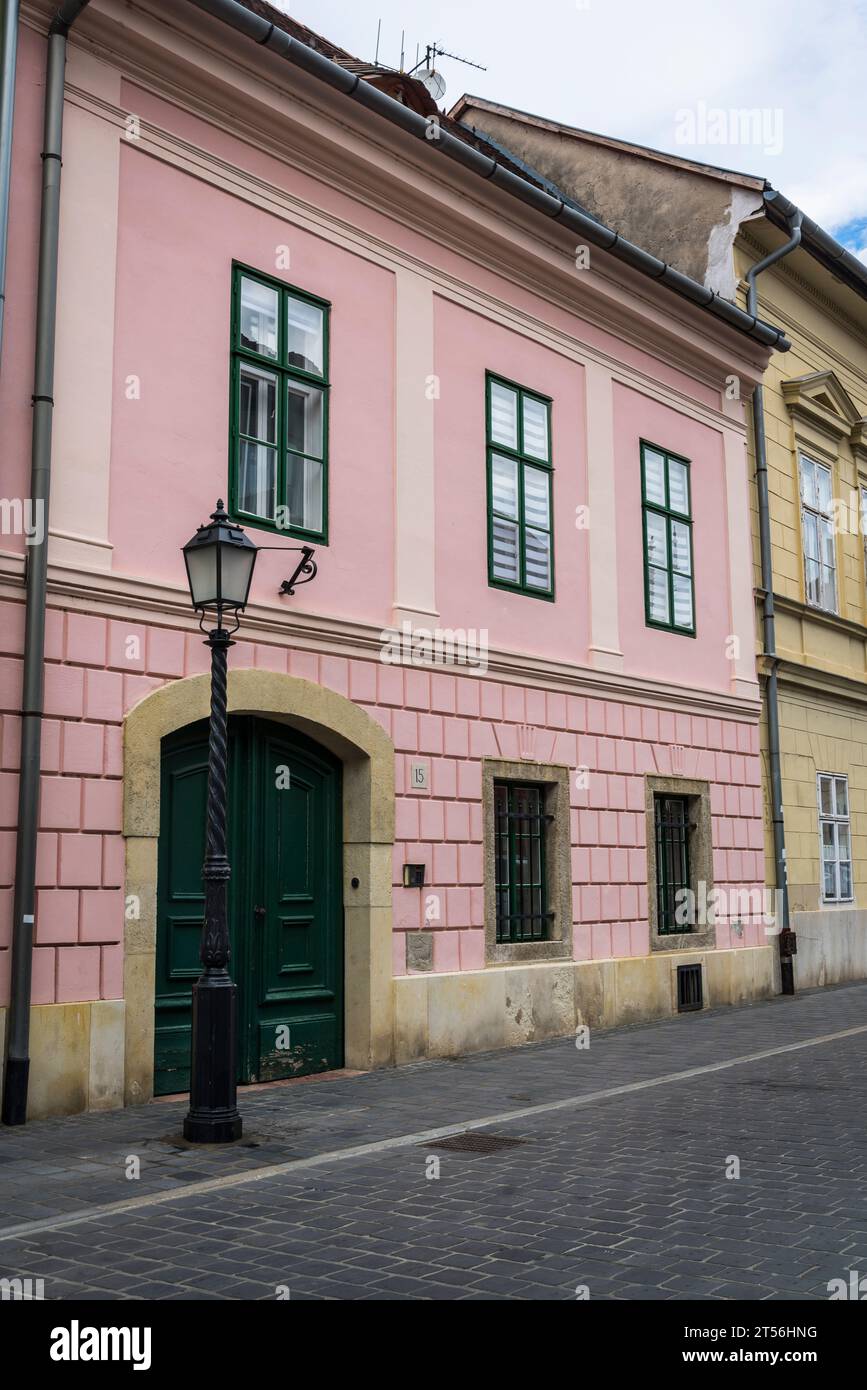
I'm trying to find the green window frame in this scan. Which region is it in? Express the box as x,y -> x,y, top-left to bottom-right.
486,373 -> 554,599
654,794 -> 693,935
641,441 -> 695,636
229,263 -> 330,542
494,781 -> 553,942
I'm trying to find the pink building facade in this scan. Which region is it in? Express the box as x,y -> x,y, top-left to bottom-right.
0,1 -> 780,1118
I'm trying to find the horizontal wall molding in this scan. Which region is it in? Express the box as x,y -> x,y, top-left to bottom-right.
770,660 -> 867,714
0,555 -> 760,721
770,591 -> 867,644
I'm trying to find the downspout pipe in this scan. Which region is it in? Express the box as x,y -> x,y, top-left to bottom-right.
2,0 -> 91,1127
184,0 -> 789,353
0,0 -> 20,367
745,211 -> 803,999
764,188 -> 867,300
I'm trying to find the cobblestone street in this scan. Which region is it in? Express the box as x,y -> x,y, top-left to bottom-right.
0,982 -> 865,1300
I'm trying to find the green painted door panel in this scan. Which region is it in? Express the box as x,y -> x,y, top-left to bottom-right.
154,717 -> 342,1096
253,728 -> 343,1081
154,731 -> 209,1097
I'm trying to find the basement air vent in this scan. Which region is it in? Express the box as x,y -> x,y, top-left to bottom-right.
677,963 -> 704,1013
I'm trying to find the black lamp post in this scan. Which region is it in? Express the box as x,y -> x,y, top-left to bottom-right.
181,501 -> 258,1143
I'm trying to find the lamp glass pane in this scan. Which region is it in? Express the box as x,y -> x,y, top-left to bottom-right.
185,544 -> 218,608
220,542 -> 256,608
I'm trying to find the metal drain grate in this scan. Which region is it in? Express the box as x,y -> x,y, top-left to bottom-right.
424,1133 -> 527,1154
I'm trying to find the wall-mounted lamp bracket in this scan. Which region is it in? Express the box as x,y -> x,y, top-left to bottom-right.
256,543 -> 319,597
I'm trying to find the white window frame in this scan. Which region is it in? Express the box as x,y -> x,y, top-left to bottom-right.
799,454 -> 837,614
817,773 -> 853,905
860,483 -> 867,589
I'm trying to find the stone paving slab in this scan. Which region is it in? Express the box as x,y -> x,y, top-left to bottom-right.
1,982 -> 866,1299
0,981 -> 865,1228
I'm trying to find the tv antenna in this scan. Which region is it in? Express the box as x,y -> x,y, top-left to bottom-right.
406,41 -> 487,104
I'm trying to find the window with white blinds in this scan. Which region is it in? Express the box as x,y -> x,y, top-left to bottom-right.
486,375 -> 554,598
641,443 -> 695,636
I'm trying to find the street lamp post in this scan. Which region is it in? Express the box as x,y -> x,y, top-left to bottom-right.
182,501 -> 258,1143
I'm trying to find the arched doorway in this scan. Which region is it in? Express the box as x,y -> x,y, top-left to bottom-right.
122,669 -> 395,1106
154,716 -> 343,1095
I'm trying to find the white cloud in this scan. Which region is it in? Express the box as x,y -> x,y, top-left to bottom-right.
270,0 -> 867,239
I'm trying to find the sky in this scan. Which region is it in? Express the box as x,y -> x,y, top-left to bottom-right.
272,0 -> 867,262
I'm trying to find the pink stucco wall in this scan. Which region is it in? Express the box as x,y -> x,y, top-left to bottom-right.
0,594 -> 765,1006
614,383 -> 734,690
106,129 -> 740,686
0,39 -> 766,1012
110,147 -> 395,625
434,297 -> 590,664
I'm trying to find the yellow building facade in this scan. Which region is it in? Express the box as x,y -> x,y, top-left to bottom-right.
449,96 -> 867,993
737,229 -> 867,985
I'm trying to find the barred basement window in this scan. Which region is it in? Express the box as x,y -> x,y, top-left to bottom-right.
654,794 -> 694,935
230,263 -> 330,541
487,374 -> 554,598
641,442 -> 695,635
494,782 -> 553,942
818,773 -> 852,903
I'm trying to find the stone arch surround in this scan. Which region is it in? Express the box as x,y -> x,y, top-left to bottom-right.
122,669 -> 395,1104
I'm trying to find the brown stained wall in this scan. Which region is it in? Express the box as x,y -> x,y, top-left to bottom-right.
461,111 -> 736,289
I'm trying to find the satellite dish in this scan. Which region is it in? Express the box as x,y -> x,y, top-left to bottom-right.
417,67 -> 446,102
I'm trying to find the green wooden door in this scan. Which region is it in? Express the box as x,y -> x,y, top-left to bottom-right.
154,717 -> 343,1096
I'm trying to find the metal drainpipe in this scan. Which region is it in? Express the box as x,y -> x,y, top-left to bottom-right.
2,0 -> 91,1127
745,211 -> 803,999
0,0 -> 21,366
